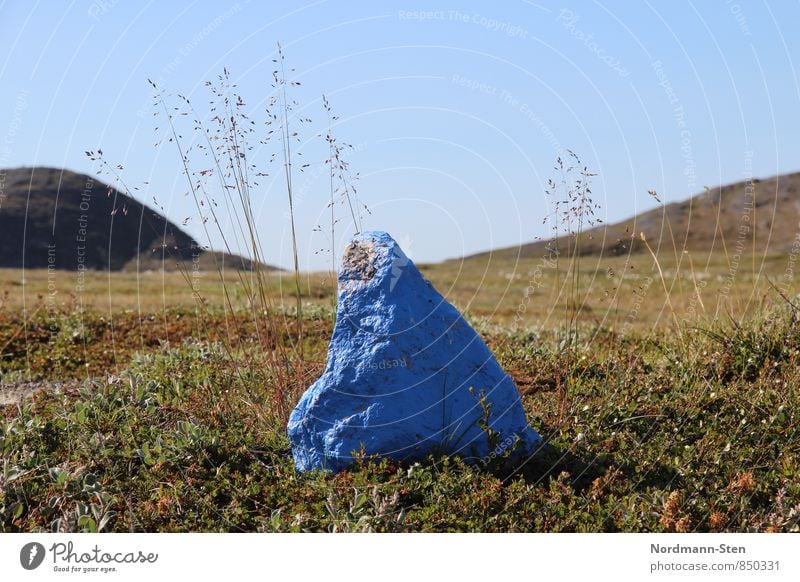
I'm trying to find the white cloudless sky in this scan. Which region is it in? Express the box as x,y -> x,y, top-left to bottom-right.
1,0 -> 799,270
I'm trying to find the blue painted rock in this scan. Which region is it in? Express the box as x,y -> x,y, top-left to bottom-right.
288,231 -> 542,472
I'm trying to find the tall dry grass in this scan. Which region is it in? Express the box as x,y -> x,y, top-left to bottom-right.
543,150 -> 600,418
92,48 -> 367,423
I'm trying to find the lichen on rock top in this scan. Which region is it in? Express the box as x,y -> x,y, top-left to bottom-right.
287,230 -> 542,473
340,237 -> 378,282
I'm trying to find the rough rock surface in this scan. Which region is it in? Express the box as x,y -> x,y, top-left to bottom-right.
288,231 -> 541,472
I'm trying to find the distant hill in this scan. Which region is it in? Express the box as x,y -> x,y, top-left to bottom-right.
0,167 -> 275,271
464,171 -> 800,262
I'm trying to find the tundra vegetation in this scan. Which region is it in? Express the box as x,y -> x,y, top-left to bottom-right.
1,60 -> 798,532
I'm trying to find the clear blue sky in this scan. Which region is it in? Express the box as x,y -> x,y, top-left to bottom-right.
2,0 -> 799,270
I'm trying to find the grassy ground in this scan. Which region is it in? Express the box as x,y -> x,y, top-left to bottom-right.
1,253 -> 799,532
2,249 -> 791,327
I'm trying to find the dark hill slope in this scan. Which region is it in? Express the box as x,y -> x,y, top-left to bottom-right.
0,167 -> 270,271
464,171 -> 800,262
